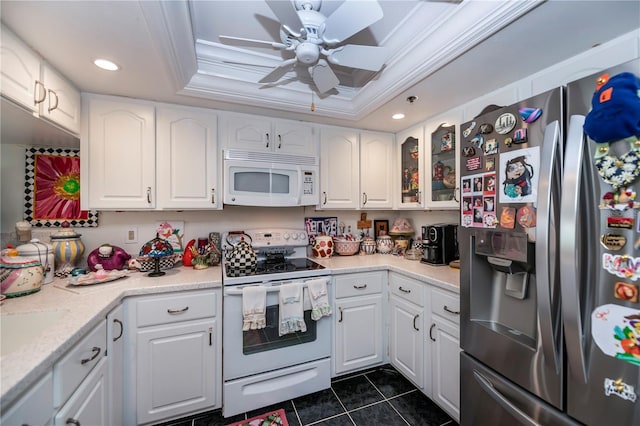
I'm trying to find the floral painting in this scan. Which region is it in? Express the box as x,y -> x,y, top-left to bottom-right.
24,148 -> 98,227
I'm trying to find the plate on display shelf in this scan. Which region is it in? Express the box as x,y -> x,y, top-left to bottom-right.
67,270 -> 130,286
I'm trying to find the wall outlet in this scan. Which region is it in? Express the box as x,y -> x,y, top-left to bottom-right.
126,227 -> 138,244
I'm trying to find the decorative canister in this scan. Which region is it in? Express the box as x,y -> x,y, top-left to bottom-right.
51,225 -> 85,277
311,235 -> 333,258
376,233 -> 393,254
361,237 -> 376,255
0,249 -> 44,297
16,239 -> 55,284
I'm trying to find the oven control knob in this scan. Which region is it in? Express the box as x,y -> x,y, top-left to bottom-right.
299,232 -> 307,240
283,233 -> 290,240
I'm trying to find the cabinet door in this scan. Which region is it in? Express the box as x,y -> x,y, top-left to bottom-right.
360,132 -> 394,209
389,296 -> 424,388
54,358 -> 108,426
40,65 -> 81,135
156,106 -> 219,209
425,111 -> 462,210
107,305 -> 124,426
431,316 -> 460,421
84,96 -> 155,209
225,115 -> 272,151
396,125 -> 425,209
136,318 -> 217,424
273,120 -> 316,155
0,25 -> 40,113
319,128 -> 359,209
1,371 -> 53,426
335,295 -> 383,375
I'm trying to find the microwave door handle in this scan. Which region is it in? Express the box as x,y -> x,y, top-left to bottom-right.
296,166 -> 303,204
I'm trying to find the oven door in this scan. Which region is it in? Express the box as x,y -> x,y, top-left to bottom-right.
223,279 -> 332,381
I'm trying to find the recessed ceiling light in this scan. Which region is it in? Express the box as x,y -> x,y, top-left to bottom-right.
94,59 -> 119,71
392,113 -> 405,120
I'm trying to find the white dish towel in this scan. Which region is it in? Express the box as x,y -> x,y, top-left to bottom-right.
307,278 -> 332,320
279,282 -> 307,336
242,285 -> 266,331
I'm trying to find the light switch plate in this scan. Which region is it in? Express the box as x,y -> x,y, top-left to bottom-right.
126,227 -> 138,244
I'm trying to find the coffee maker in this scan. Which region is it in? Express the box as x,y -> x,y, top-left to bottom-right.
421,224 -> 458,265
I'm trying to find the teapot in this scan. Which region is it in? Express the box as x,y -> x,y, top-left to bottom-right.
443,168 -> 456,189
225,233 -> 257,275
433,161 -> 445,181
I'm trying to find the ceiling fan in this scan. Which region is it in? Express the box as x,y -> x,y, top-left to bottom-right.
219,0 -> 388,94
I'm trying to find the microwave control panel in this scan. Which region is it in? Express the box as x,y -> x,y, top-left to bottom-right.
303,171 -> 314,195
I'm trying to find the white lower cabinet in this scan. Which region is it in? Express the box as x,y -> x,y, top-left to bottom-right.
388,272 -> 425,388
128,289 -> 222,425
107,304 -> 125,426
54,357 -> 108,426
1,371 -> 54,425
333,272 -> 385,375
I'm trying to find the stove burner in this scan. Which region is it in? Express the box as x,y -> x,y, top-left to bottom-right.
224,257 -> 325,278
264,252 -> 286,264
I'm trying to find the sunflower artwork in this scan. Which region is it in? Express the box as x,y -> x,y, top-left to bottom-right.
24,148 -> 98,227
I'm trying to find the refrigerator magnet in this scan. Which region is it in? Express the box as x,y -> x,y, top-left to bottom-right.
519,107 -> 542,123
614,282 -> 639,303
463,121 -> 476,138
470,134 -> 484,149
483,213 -> 498,228
483,174 -> 496,194
466,157 -> 481,171
604,378 -> 637,403
479,123 -> 493,134
513,128 -> 528,144
499,207 -> 516,229
634,236 -> 640,251
516,206 -> 537,228
484,138 -> 498,155
485,156 -> 496,171
495,112 -> 517,134
607,216 -> 634,229
602,253 -> 640,281
600,234 -> 627,251
592,303 -> 640,368
499,147 -> 540,204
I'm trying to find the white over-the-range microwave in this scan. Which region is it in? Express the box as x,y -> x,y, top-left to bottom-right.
223,149 -> 319,207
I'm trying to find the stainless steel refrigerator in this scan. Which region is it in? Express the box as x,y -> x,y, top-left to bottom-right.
459,58 -> 640,425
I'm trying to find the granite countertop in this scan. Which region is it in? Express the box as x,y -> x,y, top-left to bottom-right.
313,253 -> 460,293
1,254 -> 459,409
0,265 -> 223,408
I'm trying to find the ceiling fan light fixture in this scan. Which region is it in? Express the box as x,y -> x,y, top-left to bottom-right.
94,58 -> 119,71
392,113 -> 405,120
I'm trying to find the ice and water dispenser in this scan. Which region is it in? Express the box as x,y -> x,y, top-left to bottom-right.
469,230 -> 537,348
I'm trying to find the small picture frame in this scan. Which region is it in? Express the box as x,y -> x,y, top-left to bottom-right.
374,220 -> 389,239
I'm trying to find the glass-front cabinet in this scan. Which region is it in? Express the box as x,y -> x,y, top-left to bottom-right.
425,112 -> 461,210
396,125 -> 425,209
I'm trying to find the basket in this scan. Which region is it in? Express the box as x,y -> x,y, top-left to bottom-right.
334,239 -> 361,256
136,255 -> 178,272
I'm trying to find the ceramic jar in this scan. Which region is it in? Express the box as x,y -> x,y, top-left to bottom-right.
376,234 -> 393,254
51,227 -> 85,277
360,237 -> 376,255
16,239 -> 54,284
311,236 -> 333,258
0,249 -> 44,297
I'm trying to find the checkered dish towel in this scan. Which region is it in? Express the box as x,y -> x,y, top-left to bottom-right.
279,282 -> 307,336
306,278 -> 332,320
242,285 -> 266,331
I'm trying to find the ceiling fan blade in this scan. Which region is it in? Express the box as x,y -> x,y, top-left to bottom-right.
259,58 -> 298,84
322,0 -> 383,44
327,45 -> 387,72
265,0 -> 304,38
219,35 -> 287,50
309,59 -> 340,93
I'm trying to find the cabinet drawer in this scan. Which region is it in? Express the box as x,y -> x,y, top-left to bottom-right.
431,289 -> 460,324
335,272 -> 384,298
54,320 -> 106,408
136,290 -> 217,327
389,273 -> 424,306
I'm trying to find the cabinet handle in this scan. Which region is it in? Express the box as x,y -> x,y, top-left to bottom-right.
399,286 -> 411,293
454,187 -> 460,202
338,306 -> 343,323
209,327 -> 213,346
278,134 -> 282,149
418,191 -> 422,204
353,284 -> 367,289
66,418 -> 81,425
146,187 -> 152,204
167,306 -> 189,314
265,133 -> 270,148
47,89 -> 59,112
113,318 -> 123,342
362,192 -> 367,205
430,323 -> 436,341
80,346 -> 101,365
322,192 -> 327,205
444,305 -> 460,315
413,314 -> 420,331
211,188 -> 216,204
34,80 -> 46,104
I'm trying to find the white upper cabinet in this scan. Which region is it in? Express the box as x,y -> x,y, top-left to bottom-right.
360,131 -> 394,209
83,95 -> 156,210
0,24 -> 80,135
319,127 -> 360,209
396,125 -> 425,209
156,106 -> 219,209
224,113 -> 316,155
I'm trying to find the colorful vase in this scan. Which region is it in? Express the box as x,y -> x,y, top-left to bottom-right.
51,227 -> 85,277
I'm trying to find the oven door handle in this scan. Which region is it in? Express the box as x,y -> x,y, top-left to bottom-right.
224,279 -> 328,296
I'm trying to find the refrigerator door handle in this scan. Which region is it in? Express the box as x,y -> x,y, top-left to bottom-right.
535,120 -> 561,374
473,370 -> 539,426
560,114 -> 588,384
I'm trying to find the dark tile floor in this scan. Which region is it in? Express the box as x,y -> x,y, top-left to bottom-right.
157,365 -> 458,426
